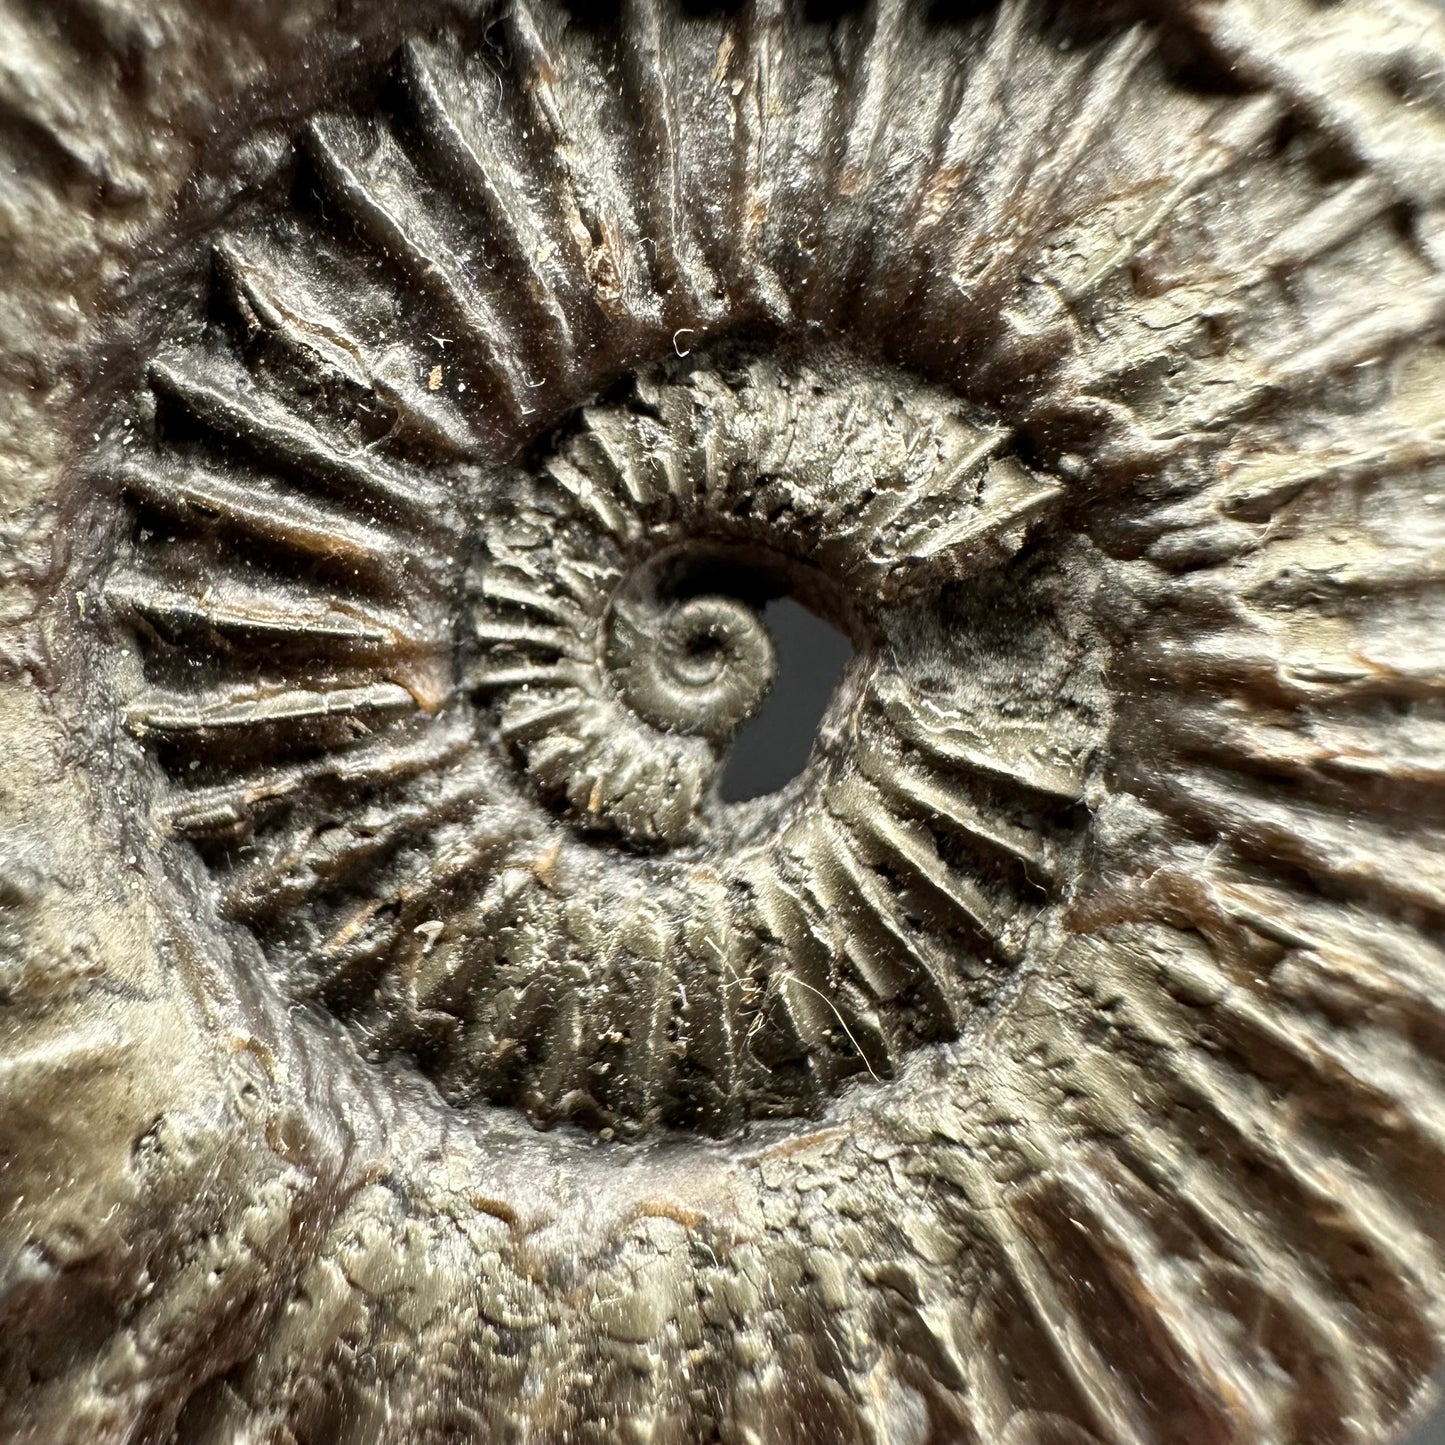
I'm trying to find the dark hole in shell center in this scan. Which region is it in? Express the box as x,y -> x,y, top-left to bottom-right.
720,597 -> 853,803
621,543 -> 857,801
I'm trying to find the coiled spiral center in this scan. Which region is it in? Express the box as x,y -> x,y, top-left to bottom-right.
609,593 -> 776,741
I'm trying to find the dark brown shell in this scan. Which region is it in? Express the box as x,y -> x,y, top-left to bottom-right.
4,1 -> 1445,1442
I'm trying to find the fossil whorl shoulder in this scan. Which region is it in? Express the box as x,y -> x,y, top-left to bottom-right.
473,356 -> 1064,845
110,197 -> 1104,1140
116,341 -> 1085,1136
413,351 -> 1086,1132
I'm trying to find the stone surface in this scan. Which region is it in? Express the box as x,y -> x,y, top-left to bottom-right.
5,1 -> 1445,1441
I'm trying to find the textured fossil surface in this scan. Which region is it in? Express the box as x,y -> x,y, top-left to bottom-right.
6,0 -> 1445,1442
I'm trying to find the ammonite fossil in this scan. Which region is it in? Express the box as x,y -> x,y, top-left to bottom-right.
5,0 -> 1445,1441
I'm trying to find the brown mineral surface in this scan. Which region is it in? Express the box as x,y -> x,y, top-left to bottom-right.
4,2 -> 1445,1442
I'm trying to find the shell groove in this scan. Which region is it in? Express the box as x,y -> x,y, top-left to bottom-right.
122,312 -> 1096,1132
25,0 -> 1445,1441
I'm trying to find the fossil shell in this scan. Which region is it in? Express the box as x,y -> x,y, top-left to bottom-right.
5,1 -> 1445,1442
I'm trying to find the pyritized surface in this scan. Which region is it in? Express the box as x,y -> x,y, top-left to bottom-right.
4,1 -> 1445,1442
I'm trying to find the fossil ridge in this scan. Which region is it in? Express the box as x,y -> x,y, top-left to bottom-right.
3,1 -> 1445,1443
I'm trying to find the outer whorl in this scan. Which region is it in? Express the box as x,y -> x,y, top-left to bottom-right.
4,1 -> 1445,1442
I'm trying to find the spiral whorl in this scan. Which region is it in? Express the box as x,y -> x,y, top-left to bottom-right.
609,593 -> 776,741
64,3 -> 1445,1440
